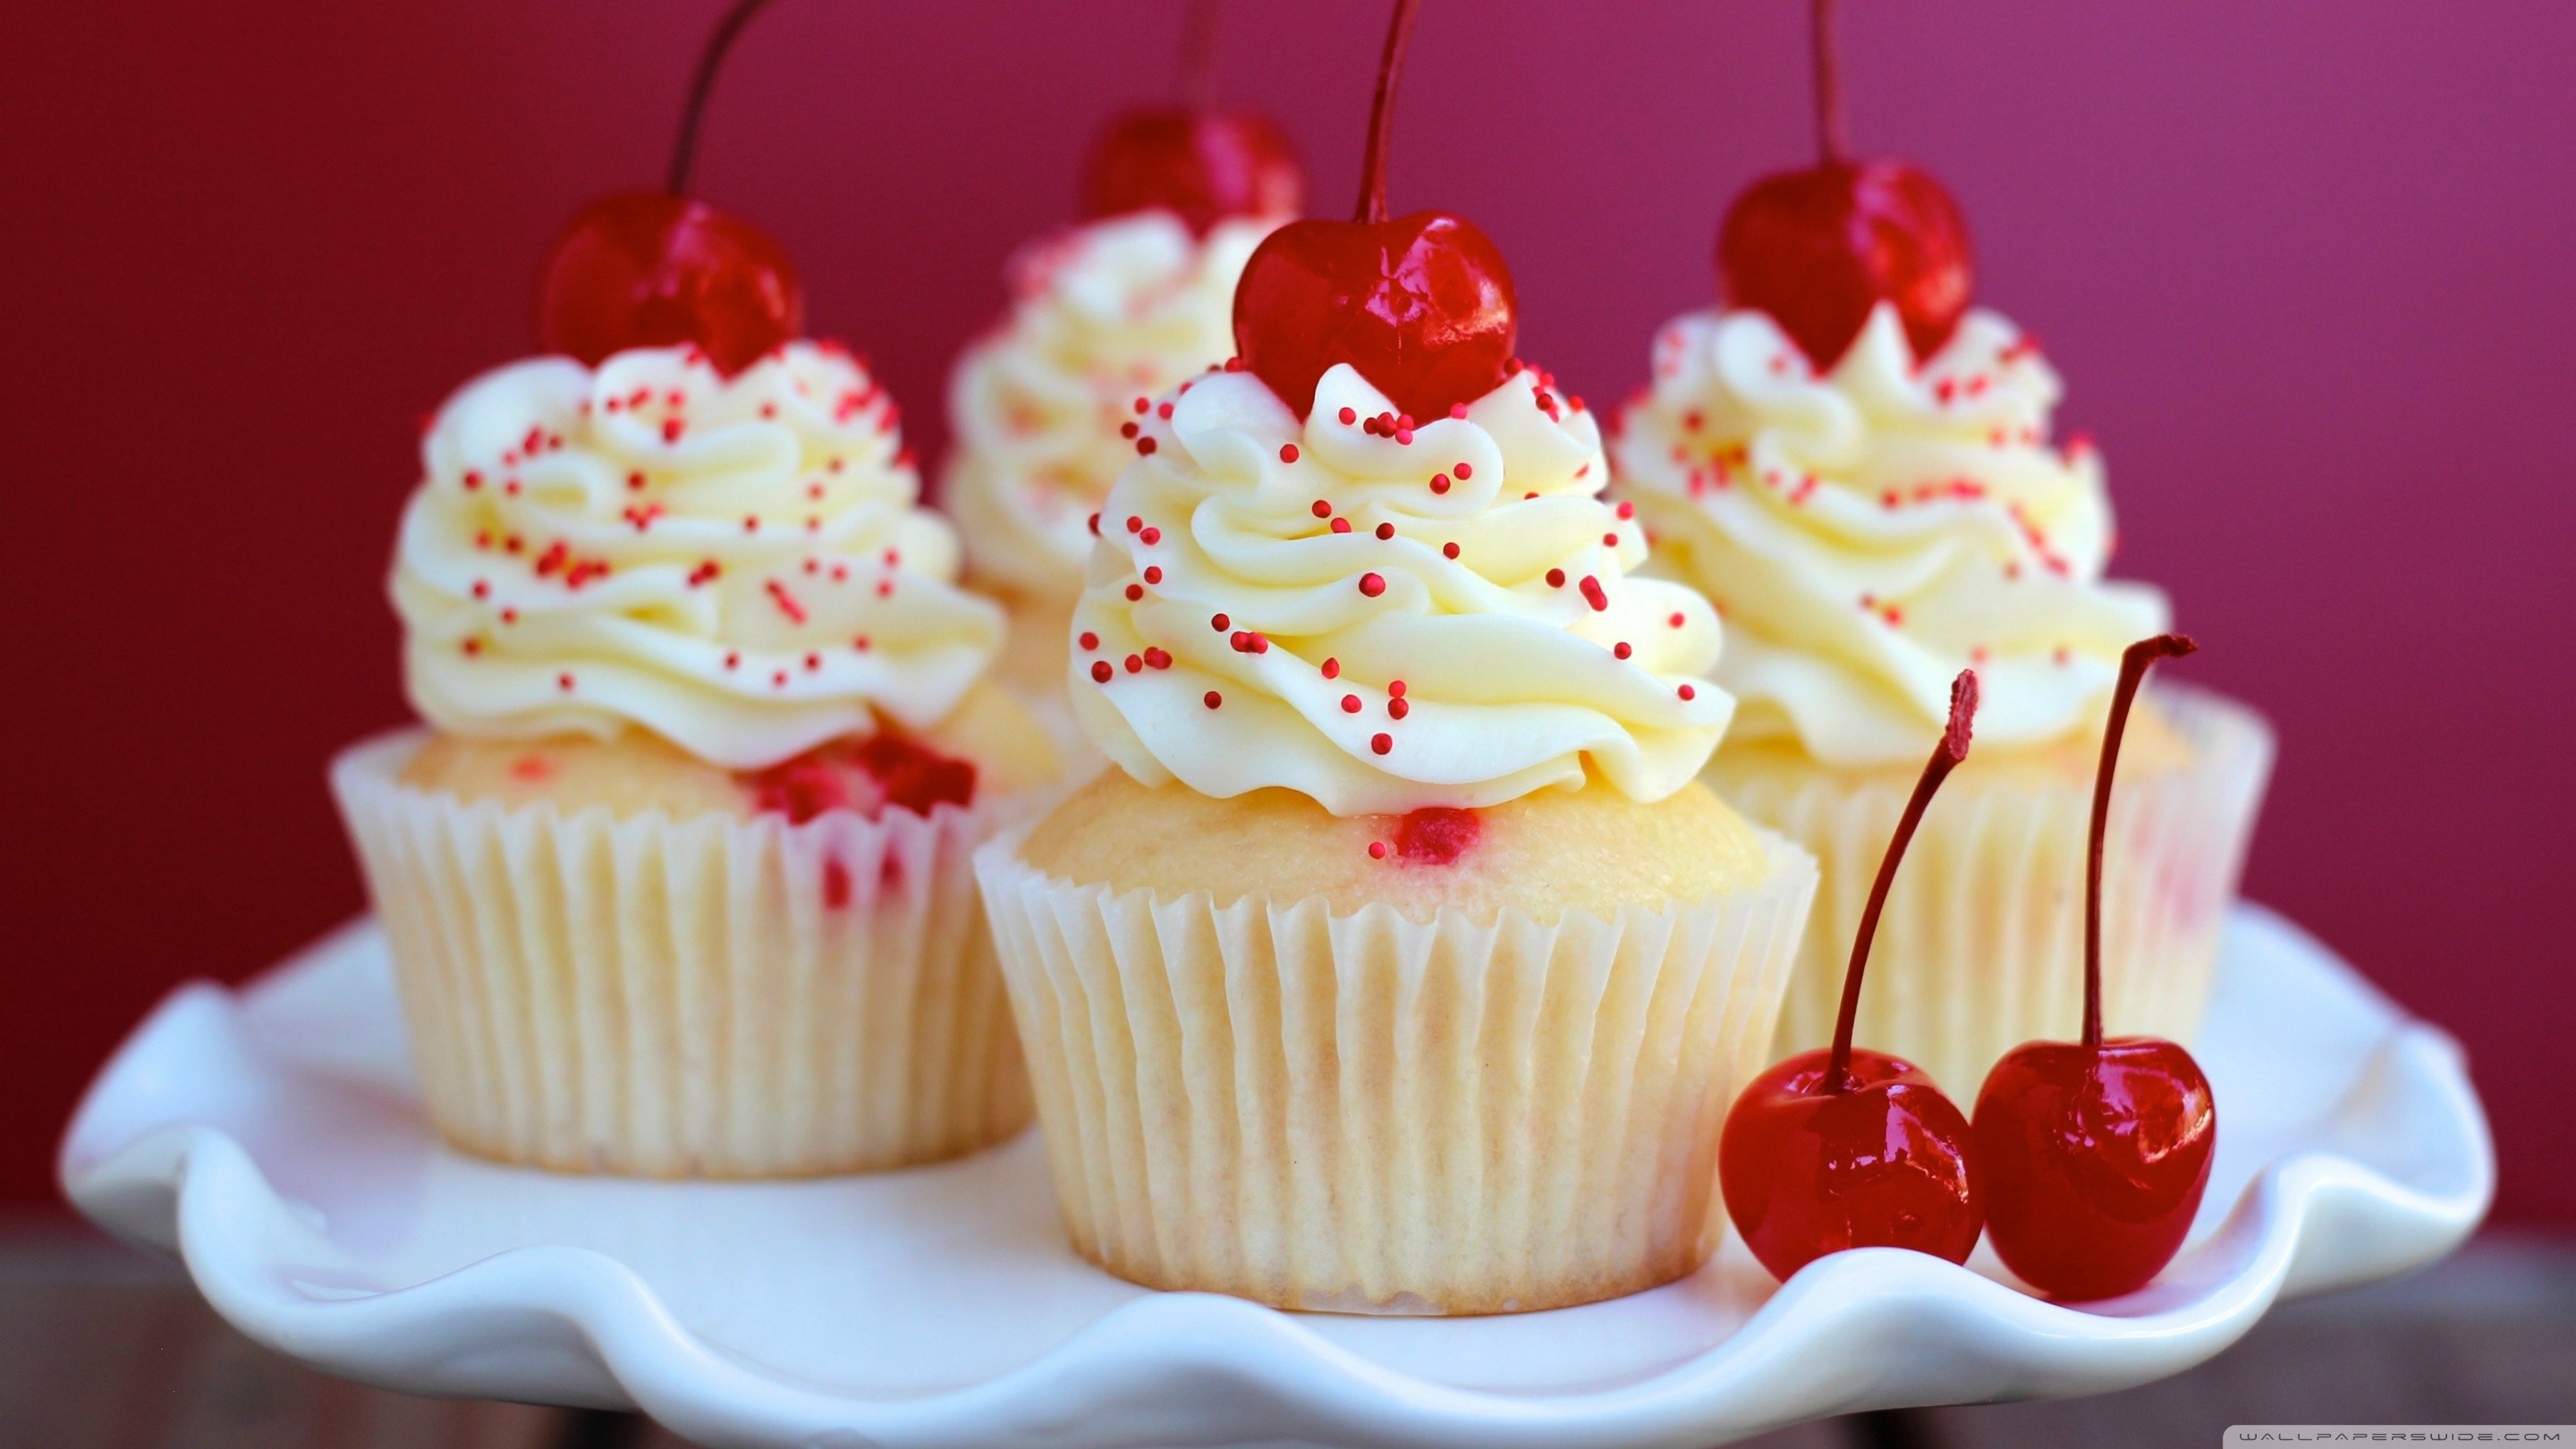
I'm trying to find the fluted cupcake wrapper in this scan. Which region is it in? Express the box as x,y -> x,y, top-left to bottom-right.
1713,682 -> 2273,1097
974,826 -> 1818,1316
332,730 -> 1034,1178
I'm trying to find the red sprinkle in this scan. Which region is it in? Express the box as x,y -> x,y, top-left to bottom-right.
1453,462 -> 1473,479
1614,641 -> 1633,659
1124,654 -> 1143,674
1321,657 -> 1341,679
1388,699 -> 1411,719
1342,694 -> 1362,713
1429,473 -> 1451,494
1388,680 -> 1405,697
1091,660 -> 1114,682
1375,522 -> 1395,540
1136,436 -> 1157,455
1443,541 -> 1460,558
1358,572 -> 1386,597
1079,631 -> 1099,650
1546,568 -> 1567,588
1124,583 -> 1145,601
1143,566 -> 1163,584
1279,444 -> 1300,463
1140,526 -> 1161,545
1678,683 -> 1697,700
1204,691 -> 1224,708
1368,840 -> 1390,860
1580,575 -> 1609,612
1311,499 -> 1333,518
1331,518 -> 1352,534
1338,407 -> 1358,425
1210,613 -> 1230,631
557,672 -> 575,691
1144,647 -> 1173,669
1370,733 -> 1393,755
1669,612 -> 1686,628
1088,513 -> 1101,535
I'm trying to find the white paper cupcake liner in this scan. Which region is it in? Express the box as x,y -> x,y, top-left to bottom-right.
975,825 -> 1818,1315
332,730 -> 1036,1178
1711,682 -> 2272,1097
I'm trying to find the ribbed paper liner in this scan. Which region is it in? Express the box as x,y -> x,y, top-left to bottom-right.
975,826 -> 1817,1315
1711,683 -> 2272,1097
332,731 -> 1034,1178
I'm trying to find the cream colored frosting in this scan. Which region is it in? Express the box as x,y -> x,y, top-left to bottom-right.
1612,302 -> 2169,767
945,212 -> 1276,601
397,343 -> 1002,771
1070,362 -> 1733,816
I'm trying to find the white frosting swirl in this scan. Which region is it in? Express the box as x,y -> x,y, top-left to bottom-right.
397,343 -> 1002,770
945,212 -> 1276,600
1071,362 -> 1733,815
1612,303 -> 2169,767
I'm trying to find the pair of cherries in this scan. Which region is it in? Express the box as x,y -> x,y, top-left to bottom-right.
1719,639 -> 2220,1302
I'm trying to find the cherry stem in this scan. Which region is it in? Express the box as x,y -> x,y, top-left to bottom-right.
1177,0 -> 1223,108
1354,0 -> 1424,224
1810,0 -> 1847,165
2083,633 -> 2198,1048
1827,670 -> 1977,1089
667,0 -> 783,197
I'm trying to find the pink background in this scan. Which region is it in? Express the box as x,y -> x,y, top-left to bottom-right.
4,1 -> 2570,1223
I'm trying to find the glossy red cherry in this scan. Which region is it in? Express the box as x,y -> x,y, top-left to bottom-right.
1973,1037 -> 2215,1301
536,192 -> 801,377
1231,0 -> 1517,420
1723,1046 -> 1982,1278
1720,671 -> 1985,1283
1713,0 -> 1973,371
1717,161 -> 1971,371
533,0 -> 803,377
1080,106 -> 1303,234
1973,634 -> 2217,1301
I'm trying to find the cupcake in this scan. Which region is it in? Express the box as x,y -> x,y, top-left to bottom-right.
975,0 -> 1816,1316
945,34 -> 1301,716
332,14 -> 1058,1177
1609,19 -> 2268,1095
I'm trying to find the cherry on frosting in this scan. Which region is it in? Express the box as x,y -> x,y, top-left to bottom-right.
1971,635 -> 2218,1301
1714,0 -> 1972,370
1719,671 -> 1985,1282
534,0 -> 804,376
1232,0 -> 1517,420
1079,0 -> 1304,234
1080,107 -> 1303,236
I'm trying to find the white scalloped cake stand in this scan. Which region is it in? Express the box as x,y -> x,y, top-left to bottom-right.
59,904 -> 2489,1449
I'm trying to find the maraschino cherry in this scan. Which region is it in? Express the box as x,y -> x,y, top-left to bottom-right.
1972,636 -> 2219,1301
1720,671 -> 1986,1282
1232,0 -> 1517,420
1079,0 -> 1304,234
535,0 -> 803,377
1715,0 -> 1972,370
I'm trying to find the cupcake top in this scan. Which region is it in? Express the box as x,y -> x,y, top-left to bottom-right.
396,341 -> 1003,771
1070,360 -> 1733,816
946,211 -> 1280,602
1612,301 -> 2169,767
